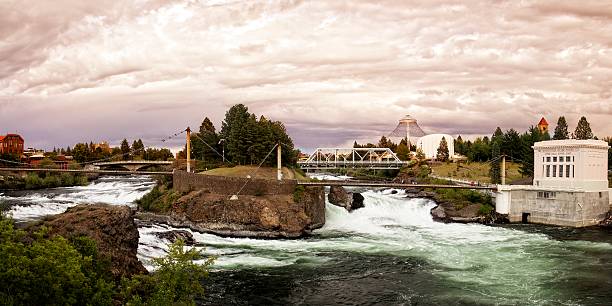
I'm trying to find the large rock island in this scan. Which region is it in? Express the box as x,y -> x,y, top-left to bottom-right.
137,170 -> 326,238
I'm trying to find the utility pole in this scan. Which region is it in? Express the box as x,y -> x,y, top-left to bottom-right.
186,127 -> 191,173
277,143 -> 282,181
501,155 -> 506,185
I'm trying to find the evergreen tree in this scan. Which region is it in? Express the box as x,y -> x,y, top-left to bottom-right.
120,139 -> 130,161
501,128 -> 521,158
415,147 -> 426,163
490,141 -> 501,184
492,127 -> 503,144
436,137 -> 450,162
199,117 -> 216,135
396,142 -> 410,161
574,116 -> 594,140
455,135 -> 464,155
518,126 -> 543,177
220,104 -> 251,164
553,116 -> 569,140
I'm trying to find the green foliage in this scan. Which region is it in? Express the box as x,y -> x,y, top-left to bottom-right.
215,104 -> 297,167
478,204 -> 494,216
293,185 -> 305,202
575,116 -> 594,140
121,139 -> 131,161
23,172 -> 88,189
122,240 -> 215,306
436,137 -> 449,162
553,116 -> 569,140
0,215 -> 115,306
489,141 -> 501,184
0,213 -> 214,305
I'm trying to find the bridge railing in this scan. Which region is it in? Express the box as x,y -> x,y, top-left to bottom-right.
299,148 -> 406,169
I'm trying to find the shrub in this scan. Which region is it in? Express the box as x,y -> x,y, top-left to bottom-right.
293,185 -> 305,202
478,204 -> 494,216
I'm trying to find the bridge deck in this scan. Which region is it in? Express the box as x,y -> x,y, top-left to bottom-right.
297,181 -> 496,190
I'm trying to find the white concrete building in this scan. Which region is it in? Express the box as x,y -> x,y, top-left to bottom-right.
416,134 -> 455,159
496,139 -> 610,227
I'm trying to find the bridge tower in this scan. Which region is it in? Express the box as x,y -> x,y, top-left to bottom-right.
186,127 -> 191,173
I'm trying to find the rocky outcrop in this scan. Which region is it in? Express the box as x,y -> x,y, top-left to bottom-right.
32,204 -> 146,278
328,186 -> 365,211
138,186 -> 326,239
405,187 -> 507,224
600,211 -> 612,227
155,230 -> 195,246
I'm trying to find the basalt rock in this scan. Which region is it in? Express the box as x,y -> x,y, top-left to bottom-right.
155,230 -> 195,246
328,186 -> 365,211
32,204 -> 147,278
138,185 -> 326,239
600,211 -> 612,227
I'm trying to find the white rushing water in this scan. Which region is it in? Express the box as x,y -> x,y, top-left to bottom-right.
4,176 -> 612,304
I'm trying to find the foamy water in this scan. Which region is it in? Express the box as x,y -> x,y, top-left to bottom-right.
3,176 -> 611,305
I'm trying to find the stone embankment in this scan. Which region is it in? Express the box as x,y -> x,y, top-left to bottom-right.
28,204 -> 146,278
137,171 -> 326,238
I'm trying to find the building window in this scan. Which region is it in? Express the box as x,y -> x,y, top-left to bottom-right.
546,165 -> 550,177
559,165 -> 563,177
546,157 -> 551,162
553,156 -> 557,162
572,165 -> 575,177
559,156 -> 564,162
552,165 -> 557,177
566,165 -> 570,178
537,191 -> 556,199
567,156 -> 571,161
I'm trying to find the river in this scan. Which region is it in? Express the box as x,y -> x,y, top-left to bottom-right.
1,176 -> 611,305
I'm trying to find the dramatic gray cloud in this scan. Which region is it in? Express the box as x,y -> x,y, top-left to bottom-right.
1,0 -> 611,152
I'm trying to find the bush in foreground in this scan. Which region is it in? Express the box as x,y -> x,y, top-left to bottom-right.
0,213 -> 214,305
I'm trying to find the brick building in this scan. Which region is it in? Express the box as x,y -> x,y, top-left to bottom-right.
0,134 -> 24,156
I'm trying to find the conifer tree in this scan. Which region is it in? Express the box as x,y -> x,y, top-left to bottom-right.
553,116 -> 569,140
436,137 -> 449,162
490,141 -> 501,184
574,116 -> 594,140
120,139 -> 130,161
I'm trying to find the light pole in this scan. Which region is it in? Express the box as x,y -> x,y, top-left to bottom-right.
218,139 -> 226,163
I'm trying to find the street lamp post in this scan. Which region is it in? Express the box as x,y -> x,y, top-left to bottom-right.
218,139 -> 226,163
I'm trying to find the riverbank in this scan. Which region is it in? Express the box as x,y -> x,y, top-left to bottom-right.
0,171 -> 93,190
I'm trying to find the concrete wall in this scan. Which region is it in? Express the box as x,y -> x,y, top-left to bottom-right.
173,170 -> 297,196
505,189 -> 609,227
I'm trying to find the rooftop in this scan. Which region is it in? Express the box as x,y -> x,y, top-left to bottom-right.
538,117 -> 549,126
533,139 -> 609,149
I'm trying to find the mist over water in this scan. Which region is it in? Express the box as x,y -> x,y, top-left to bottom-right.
3,176 -> 611,305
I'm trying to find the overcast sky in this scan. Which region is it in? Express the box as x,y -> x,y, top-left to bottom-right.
1,0 -> 611,152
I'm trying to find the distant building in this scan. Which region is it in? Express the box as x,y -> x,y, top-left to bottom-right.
0,134 -> 24,156
23,147 -> 44,158
93,141 -> 111,153
537,117 -> 549,134
416,134 -> 455,160
496,139 -> 610,227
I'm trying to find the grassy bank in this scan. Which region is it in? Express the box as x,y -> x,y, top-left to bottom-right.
429,161 -> 523,184
0,172 -> 89,190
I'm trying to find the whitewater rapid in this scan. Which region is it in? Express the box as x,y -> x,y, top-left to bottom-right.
3,176 -> 611,305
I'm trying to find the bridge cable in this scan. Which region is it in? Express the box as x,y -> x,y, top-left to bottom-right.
233,143 -> 279,199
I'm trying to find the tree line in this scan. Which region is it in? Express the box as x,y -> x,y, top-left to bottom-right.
68,140 -> 172,163
180,104 -> 298,168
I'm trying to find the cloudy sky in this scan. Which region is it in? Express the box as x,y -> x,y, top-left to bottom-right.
1,0 -> 611,152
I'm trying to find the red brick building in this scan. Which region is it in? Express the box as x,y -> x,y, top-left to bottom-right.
0,134 -> 24,156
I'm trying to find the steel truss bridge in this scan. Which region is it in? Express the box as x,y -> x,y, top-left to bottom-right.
298,148 -> 407,170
